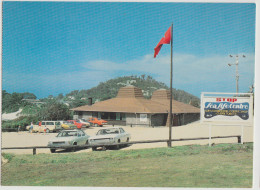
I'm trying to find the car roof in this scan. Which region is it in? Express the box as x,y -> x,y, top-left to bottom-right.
98,127 -> 121,130
60,129 -> 81,132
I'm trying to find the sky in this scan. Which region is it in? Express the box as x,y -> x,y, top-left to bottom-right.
2,2 -> 256,99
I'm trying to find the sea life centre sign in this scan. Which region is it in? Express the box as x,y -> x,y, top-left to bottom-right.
201,92 -> 253,123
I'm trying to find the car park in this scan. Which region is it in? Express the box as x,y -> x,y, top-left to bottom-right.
76,118 -> 91,128
67,120 -> 86,129
26,121 -> 62,133
88,127 -> 130,151
88,117 -> 108,127
60,121 -> 77,130
47,129 -> 90,153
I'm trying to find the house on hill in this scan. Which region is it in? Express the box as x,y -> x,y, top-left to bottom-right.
71,86 -> 200,126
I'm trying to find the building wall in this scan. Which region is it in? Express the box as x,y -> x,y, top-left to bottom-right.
125,113 -> 151,126
151,114 -> 167,126
73,111 -> 92,120
179,113 -> 200,125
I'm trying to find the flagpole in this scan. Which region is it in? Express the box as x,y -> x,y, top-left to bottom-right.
168,23 -> 173,147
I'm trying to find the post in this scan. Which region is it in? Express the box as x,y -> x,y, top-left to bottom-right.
241,125 -> 244,144
209,124 -> 212,146
235,56 -> 239,94
168,23 -> 173,147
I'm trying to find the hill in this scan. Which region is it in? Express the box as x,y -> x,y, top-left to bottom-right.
1,75 -> 200,114
65,75 -> 200,108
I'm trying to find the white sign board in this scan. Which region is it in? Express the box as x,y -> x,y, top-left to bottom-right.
140,114 -> 147,122
201,92 -> 253,123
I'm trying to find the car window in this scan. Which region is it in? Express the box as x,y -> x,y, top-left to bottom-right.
120,128 -> 125,133
42,122 -> 45,125
97,128 -> 119,135
46,122 -> 54,125
55,122 -> 60,125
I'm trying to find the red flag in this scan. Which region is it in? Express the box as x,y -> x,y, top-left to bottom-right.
154,26 -> 172,58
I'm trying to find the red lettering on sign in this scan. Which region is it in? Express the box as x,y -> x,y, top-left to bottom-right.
216,98 -> 237,102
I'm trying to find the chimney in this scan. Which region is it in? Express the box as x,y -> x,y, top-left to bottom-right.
88,98 -> 93,106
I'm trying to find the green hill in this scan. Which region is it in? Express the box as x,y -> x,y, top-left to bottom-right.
65,75 -> 200,108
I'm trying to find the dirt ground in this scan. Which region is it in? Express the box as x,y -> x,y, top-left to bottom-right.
1,121 -> 253,154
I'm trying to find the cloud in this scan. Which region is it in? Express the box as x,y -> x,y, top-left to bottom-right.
3,53 -> 255,98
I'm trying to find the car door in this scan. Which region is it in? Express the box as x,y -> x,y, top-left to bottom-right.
119,128 -> 127,142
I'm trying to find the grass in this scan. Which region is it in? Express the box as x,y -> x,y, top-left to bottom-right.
1,143 -> 253,187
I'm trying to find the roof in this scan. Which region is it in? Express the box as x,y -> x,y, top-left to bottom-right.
71,86 -> 200,114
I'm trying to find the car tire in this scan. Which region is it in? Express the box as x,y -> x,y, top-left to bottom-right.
115,139 -> 120,150
94,124 -> 98,127
50,149 -> 56,153
72,142 -> 77,152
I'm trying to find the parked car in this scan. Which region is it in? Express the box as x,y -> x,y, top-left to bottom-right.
26,121 -> 62,133
88,117 -> 108,127
88,127 -> 131,151
76,118 -> 91,128
47,129 -> 90,153
67,120 -> 86,129
60,121 -> 77,130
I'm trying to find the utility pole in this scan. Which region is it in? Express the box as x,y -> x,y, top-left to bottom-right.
228,55 -> 246,95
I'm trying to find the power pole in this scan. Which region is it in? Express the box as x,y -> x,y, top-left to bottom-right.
228,55 -> 246,95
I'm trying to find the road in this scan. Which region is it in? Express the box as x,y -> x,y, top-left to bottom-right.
1,121 -> 253,154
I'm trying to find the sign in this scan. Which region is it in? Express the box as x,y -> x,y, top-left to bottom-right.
140,114 -> 147,122
201,92 -> 253,123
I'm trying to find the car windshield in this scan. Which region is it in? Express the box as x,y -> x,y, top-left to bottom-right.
81,119 -> 87,122
64,121 -> 73,124
57,131 -> 78,137
97,128 -> 119,135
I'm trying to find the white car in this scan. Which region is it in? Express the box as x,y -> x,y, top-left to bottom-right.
88,127 -> 131,151
47,130 -> 90,153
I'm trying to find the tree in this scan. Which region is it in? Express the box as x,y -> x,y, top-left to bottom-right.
37,100 -> 72,120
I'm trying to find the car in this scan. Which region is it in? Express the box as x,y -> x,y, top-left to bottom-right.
67,120 -> 86,129
47,130 -> 90,153
76,118 -> 91,128
26,121 -> 62,133
88,117 -> 108,127
60,121 -> 77,130
88,127 -> 131,151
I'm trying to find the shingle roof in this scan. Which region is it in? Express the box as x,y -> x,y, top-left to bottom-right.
71,86 -> 200,114
151,89 -> 200,113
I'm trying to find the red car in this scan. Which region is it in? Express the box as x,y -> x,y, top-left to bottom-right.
67,120 -> 86,129
88,117 -> 108,127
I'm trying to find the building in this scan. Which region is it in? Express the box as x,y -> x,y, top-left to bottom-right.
71,86 -> 200,126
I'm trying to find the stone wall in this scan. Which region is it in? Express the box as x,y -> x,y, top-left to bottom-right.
151,114 -> 167,126
179,113 -> 200,125
125,113 -> 151,126
73,111 -> 92,120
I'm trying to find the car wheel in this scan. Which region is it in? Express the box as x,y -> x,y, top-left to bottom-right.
72,142 -> 77,152
114,139 -> 120,150
94,124 -> 98,127
50,149 -> 56,153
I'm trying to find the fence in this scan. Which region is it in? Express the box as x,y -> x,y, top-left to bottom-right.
2,135 -> 241,155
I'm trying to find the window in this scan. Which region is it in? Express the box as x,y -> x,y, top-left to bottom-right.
120,128 -> 125,134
